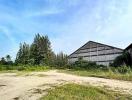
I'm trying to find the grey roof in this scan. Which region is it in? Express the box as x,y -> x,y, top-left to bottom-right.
68,41 -> 123,57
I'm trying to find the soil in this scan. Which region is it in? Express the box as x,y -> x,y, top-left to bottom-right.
0,70 -> 132,100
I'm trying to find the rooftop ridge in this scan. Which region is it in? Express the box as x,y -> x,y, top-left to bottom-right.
68,41 -> 123,57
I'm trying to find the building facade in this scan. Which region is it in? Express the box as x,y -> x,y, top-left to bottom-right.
68,41 -> 123,66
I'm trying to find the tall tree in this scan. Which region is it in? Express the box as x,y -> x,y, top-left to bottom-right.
15,42 -> 30,64
15,33 -> 64,66
30,34 -> 53,65
30,34 -> 41,65
43,35 -> 53,65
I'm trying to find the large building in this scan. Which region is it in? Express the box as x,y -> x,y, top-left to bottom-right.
68,41 -> 123,66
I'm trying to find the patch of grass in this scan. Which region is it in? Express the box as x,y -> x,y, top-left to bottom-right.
0,65 -> 51,73
59,68 -> 132,81
41,84 -> 132,100
15,71 -> 49,77
0,70 -> 18,73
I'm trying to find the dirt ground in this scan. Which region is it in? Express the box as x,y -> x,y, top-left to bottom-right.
0,70 -> 132,100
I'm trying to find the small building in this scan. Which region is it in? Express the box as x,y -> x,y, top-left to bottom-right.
68,41 -> 123,66
125,43 -> 132,64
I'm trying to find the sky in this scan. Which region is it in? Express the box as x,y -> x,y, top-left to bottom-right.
0,0 -> 132,60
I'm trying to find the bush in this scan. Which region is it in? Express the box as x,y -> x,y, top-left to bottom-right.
17,66 -> 26,71
116,66 -> 131,74
0,65 -> 5,71
68,60 -> 106,70
0,65 -> 50,71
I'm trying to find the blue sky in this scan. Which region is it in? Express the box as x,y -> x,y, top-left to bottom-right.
0,0 -> 132,59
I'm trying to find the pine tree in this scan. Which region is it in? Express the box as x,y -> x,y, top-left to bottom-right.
30,34 -> 41,65
15,43 -> 23,64
30,34 -> 53,65
15,42 -> 30,65
15,33 -> 67,67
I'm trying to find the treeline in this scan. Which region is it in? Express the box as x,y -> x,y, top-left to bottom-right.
0,34 -> 68,68
0,33 -> 131,71
0,55 -> 13,65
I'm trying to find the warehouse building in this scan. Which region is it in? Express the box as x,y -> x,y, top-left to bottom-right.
68,41 -> 123,66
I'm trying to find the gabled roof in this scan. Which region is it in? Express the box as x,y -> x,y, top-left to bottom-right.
88,41 -> 123,50
68,41 -> 123,57
125,43 -> 132,50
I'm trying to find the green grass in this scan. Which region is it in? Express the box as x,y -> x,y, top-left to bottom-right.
0,65 -> 51,72
41,84 -> 132,100
59,69 -> 132,81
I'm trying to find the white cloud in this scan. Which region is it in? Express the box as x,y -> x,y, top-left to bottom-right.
25,9 -> 64,17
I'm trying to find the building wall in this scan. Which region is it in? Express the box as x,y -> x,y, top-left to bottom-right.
68,41 -> 123,66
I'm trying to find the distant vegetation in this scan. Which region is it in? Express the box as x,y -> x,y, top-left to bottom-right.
0,33 -> 68,71
60,67 -> 132,81
0,33 -> 132,79
15,33 -> 68,67
60,56 -> 132,81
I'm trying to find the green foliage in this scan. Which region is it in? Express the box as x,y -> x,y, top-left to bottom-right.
111,51 -> 132,67
1,33 -> 68,70
69,60 -> 105,70
0,55 -> 13,65
0,57 -> 7,65
15,42 -> 30,65
15,33 -> 67,67
0,65 -> 50,71
116,66 -> 131,74
60,67 -> 132,81
30,34 -> 54,65
41,84 -> 132,100
5,55 -> 13,65
53,52 -> 68,68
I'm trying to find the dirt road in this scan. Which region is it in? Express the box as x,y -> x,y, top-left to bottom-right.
0,70 -> 132,100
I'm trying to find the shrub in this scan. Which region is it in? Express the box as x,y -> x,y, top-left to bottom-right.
68,60 -> 105,70
116,66 -> 131,74
17,66 -> 26,71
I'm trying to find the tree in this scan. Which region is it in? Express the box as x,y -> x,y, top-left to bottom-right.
15,42 -> 30,65
15,33 -> 67,67
111,51 -> 132,67
6,55 -> 11,62
6,55 -> 13,65
42,35 -> 53,65
30,34 -> 53,65
54,52 -> 68,67
15,43 -> 23,64
123,51 -> 131,66
0,57 -> 7,65
30,34 -> 42,65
